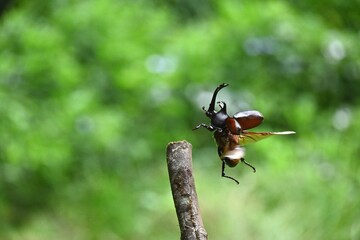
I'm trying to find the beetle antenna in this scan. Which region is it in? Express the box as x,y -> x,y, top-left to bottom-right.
221,161 -> 239,184
241,158 -> 256,172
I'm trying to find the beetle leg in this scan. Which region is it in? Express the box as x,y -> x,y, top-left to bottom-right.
221,160 -> 239,184
217,147 -> 223,157
240,158 -> 256,172
192,123 -> 215,131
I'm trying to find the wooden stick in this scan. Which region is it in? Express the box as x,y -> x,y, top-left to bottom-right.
166,141 -> 208,240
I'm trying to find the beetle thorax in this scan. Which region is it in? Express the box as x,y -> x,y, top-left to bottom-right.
210,108 -> 228,129
211,114 -> 227,128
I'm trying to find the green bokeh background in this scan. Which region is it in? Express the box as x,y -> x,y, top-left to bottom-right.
1,0 -> 359,239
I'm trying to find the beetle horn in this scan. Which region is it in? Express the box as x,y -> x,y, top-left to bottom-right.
206,83 -> 229,116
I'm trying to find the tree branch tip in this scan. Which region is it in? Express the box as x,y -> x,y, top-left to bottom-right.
167,140 -> 191,147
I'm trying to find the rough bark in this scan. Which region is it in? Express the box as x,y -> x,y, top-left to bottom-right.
166,141 -> 208,240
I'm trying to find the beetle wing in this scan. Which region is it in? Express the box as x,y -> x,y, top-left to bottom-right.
233,110 -> 264,130
239,131 -> 296,146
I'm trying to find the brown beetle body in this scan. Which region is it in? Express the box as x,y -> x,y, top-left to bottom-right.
214,129 -> 244,168
193,83 -> 295,184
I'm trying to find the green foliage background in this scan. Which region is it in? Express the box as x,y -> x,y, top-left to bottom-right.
0,0 -> 359,239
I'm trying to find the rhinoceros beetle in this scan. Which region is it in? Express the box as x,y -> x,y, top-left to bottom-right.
193,83 -> 295,184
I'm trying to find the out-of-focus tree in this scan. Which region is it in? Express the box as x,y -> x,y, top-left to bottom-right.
0,0 -> 359,239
